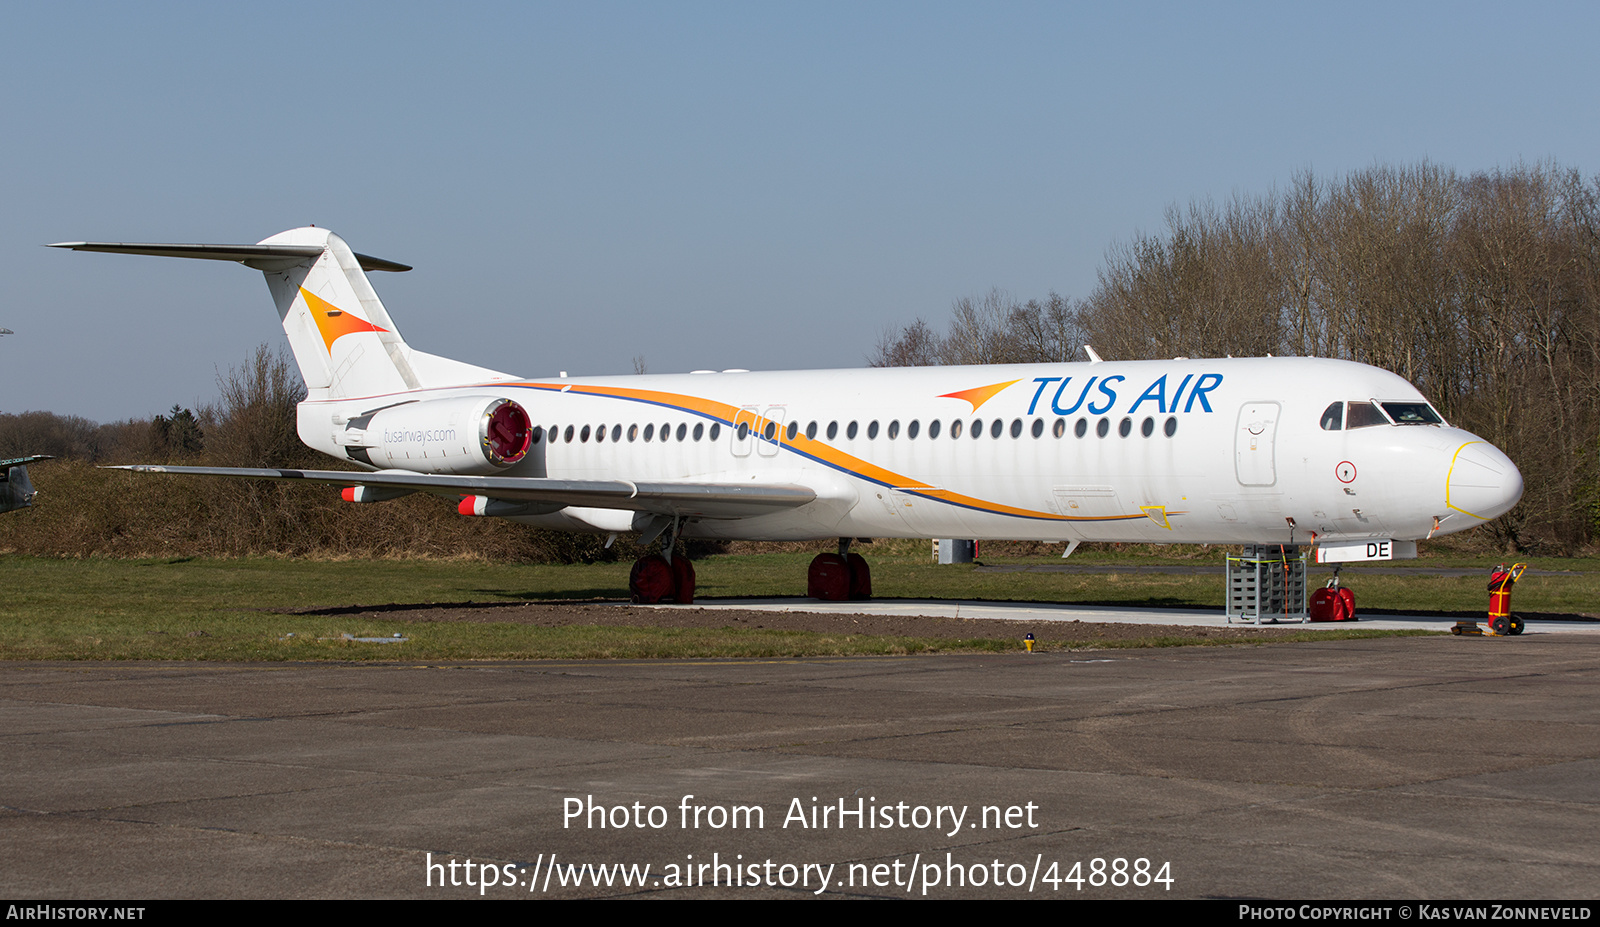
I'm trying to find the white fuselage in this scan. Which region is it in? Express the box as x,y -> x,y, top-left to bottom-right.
297,356 -> 1524,545
52,227 -> 1525,552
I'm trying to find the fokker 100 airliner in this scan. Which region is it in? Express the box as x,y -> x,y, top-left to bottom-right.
52,228 -> 1523,604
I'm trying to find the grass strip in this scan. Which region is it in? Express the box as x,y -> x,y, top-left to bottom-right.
1,551 -> 1583,661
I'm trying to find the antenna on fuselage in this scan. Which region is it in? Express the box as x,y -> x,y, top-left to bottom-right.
1082,345 -> 1103,363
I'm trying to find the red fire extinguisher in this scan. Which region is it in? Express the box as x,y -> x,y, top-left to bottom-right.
1486,563 -> 1527,635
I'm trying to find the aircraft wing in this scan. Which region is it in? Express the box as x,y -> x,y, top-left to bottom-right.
1,455 -> 55,469
108,465 -> 816,519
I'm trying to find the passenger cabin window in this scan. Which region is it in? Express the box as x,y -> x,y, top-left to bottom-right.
950,419 -> 963,439
1320,402 -> 1343,431
1346,401 -> 1389,429
1381,402 -> 1443,425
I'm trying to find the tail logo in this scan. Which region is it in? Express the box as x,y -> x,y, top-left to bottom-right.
300,287 -> 389,352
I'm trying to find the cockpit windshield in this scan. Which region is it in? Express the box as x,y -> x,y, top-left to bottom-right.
1332,400 -> 1444,429
1345,401 -> 1389,429
1380,402 -> 1443,425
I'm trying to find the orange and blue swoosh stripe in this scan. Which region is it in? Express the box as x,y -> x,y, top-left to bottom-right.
513,380 -> 1168,524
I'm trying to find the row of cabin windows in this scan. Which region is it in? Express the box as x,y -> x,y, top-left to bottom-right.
528,416 -> 1182,445
530,422 -> 724,445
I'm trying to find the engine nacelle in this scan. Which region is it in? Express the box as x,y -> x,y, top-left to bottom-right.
345,396 -> 532,474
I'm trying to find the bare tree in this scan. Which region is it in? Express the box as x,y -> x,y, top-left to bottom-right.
869,290 -> 1086,367
203,345 -> 310,468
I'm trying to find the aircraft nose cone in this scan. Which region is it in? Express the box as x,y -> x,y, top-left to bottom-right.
1446,441 -> 1523,522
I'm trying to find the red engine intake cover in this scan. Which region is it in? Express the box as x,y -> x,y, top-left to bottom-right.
484,400 -> 532,465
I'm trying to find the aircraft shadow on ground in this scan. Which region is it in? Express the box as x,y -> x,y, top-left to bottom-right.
276,594 -> 1599,624
278,591 -> 625,616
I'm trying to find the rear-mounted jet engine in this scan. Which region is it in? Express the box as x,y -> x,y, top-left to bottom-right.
338,396 -> 532,474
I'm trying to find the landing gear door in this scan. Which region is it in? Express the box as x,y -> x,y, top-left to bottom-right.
1235,401 -> 1280,487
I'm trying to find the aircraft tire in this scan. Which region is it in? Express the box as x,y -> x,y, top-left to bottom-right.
846,553 -> 872,600
808,553 -> 851,601
629,555 -> 675,604
671,556 -> 696,605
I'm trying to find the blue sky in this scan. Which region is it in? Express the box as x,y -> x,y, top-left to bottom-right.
4,2 -> 1596,421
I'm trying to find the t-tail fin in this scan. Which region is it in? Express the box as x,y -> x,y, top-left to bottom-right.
49,228 -> 515,400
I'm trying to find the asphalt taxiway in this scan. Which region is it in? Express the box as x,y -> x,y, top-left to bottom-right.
3,621 -> 1597,899
676,596 -> 1600,634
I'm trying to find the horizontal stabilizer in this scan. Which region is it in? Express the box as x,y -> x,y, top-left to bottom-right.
110,465 -> 816,519
47,241 -> 412,273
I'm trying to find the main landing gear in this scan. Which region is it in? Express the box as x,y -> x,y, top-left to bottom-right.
628,528 -> 874,605
628,516 -> 696,605
807,538 -> 872,601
